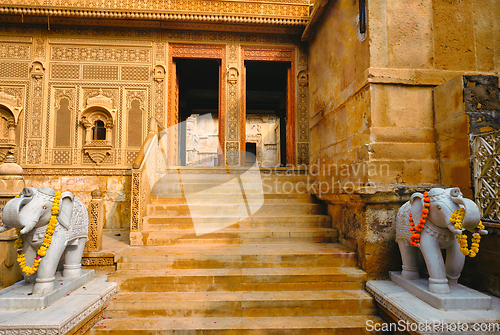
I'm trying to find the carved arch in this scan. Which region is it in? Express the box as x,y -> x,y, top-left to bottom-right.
0,89 -> 23,125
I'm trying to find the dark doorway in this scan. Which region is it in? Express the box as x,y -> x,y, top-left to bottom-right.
175,58 -> 220,166
245,142 -> 257,165
245,61 -> 289,166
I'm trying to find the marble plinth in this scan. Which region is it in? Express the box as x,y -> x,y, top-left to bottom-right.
367,280 -> 500,335
390,271 -> 492,310
0,269 -> 95,310
0,275 -> 117,334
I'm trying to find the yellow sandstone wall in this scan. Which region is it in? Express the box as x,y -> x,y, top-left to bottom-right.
309,0 -> 500,279
309,0 -> 370,186
24,173 -> 131,230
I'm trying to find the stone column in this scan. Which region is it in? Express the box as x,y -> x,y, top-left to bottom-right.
0,153 -> 25,289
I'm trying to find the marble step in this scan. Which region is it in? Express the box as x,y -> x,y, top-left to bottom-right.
115,243 -> 357,270
129,228 -> 338,246
107,267 -> 366,293
142,215 -> 332,230
103,290 -> 377,318
90,315 -> 383,334
145,203 -> 325,217
150,193 -> 318,204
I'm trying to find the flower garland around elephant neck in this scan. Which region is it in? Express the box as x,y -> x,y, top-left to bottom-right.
450,208 -> 484,258
409,191 -> 430,247
15,191 -> 61,276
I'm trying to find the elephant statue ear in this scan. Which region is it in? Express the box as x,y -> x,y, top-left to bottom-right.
410,192 -> 424,227
57,191 -> 75,230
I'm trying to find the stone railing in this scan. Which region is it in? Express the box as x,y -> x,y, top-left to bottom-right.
471,129 -> 500,224
130,119 -> 164,234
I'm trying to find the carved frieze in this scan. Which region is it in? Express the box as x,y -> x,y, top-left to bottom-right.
0,43 -> 30,60
51,46 -> 151,63
1,1 -> 311,26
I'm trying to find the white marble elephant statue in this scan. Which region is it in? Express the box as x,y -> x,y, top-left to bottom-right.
0,187 -> 89,294
396,187 -> 486,294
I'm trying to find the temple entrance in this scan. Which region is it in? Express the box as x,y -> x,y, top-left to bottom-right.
176,58 -> 220,166
168,44 -> 226,167
245,61 -> 289,167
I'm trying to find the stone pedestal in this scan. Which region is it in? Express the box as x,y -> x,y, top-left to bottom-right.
0,269 -> 95,310
367,279 -> 500,334
390,271 -> 492,311
0,275 -> 117,334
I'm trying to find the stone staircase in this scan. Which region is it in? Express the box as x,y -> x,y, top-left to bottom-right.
90,171 -> 383,334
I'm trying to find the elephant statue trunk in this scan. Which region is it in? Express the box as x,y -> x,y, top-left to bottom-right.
0,187 -> 89,295
396,187 -> 487,294
451,196 -> 481,233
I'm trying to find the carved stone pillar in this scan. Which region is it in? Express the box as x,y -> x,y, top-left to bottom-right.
85,189 -> 104,252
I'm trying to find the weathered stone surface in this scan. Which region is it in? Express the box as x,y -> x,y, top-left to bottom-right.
367,280 -> 500,334
24,175 -> 131,230
0,233 -> 22,290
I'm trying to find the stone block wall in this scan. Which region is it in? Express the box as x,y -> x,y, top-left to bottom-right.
309,0 -> 371,186
23,170 -> 131,230
308,0 -> 500,280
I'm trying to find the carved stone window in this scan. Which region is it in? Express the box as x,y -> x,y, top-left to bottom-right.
80,89 -> 116,165
0,88 -> 22,162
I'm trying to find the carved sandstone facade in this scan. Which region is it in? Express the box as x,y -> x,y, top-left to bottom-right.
0,1 -> 311,232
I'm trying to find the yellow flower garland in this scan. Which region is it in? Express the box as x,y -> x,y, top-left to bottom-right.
15,191 -> 61,275
449,208 -> 485,258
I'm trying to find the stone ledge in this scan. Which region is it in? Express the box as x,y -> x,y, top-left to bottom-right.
390,271 -> 492,311
0,270 -> 95,310
0,275 -> 117,334
366,280 -> 500,334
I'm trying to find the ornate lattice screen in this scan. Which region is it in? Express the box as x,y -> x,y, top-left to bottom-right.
472,129 -> 500,224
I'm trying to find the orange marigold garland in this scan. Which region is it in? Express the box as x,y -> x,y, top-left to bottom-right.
409,191 -> 430,247
450,208 -> 484,258
16,191 -> 61,276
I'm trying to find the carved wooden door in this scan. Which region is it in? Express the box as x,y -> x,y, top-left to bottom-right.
218,61 -> 224,166
169,60 -> 179,166
286,66 -> 293,166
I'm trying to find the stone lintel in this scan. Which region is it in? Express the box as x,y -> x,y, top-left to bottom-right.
317,185 -> 441,205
